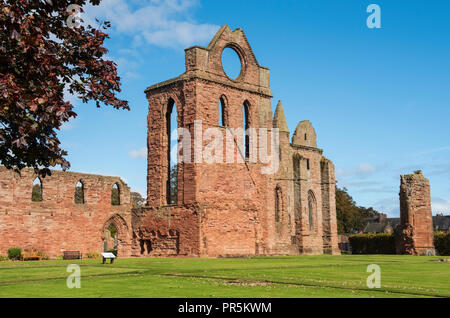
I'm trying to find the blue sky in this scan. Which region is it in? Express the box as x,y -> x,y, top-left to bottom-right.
59,0 -> 450,216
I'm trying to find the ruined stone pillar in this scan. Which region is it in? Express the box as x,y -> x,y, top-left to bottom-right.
320,157 -> 340,255
396,171 -> 435,256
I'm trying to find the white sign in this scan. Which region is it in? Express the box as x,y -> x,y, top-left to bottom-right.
101,252 -> 116,259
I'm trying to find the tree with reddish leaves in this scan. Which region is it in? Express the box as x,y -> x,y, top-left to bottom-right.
0,0 -> 129,177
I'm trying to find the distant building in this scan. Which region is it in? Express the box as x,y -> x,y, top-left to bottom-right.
432,215 -> 450,232
362,214 -> 450,234
363,222 -> 393,234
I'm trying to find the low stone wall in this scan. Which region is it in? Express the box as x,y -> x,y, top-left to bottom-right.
0,167 -> 133,258
131,205 -> 200,257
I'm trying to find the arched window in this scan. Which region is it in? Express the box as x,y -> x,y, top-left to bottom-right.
31,177 -> 43,202
166,98 -> 178,205
293,154 -> 302,224
222,47 -> 242,79
275,186 -> 282,223
243,101 -> 250,159
293,154 -> 301,181
308,191 -> 316,231
218,96 -> 227,127
74,180 -> 84,204
111,183 -> 120,206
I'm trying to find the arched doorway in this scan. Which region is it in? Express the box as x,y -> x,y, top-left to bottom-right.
101,214 -> 131,257
104,223 -> 118,252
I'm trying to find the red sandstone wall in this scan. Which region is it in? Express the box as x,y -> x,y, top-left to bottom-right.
144,26 -> 276,257
270,129 -> 297,255
131,205 -> 199,257
143,25 -> 339,257
0,25 -> 340,260
291,146 -> 324,254
0,167 -> 132,258
192,78 -> 273,256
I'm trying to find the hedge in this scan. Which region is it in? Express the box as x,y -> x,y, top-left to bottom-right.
348,233 -> 396,254
434,232 -> 450,256
348,232 -> 450,255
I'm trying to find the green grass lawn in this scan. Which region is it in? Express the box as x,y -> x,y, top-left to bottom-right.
0,255 -> 448,298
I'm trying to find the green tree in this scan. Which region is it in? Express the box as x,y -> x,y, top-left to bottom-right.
106,223 -> 117,238
111,185 -> 119,205
131,192 -> 145,208
0,0 -> 128,177
335,186 -> 379,234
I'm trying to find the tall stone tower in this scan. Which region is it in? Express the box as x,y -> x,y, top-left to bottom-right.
138,25 -> 339,257
396,171 -> 435,255
144,25 -> 273,257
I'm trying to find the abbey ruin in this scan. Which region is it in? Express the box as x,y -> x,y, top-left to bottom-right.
136,25 -> 340,257
1,26 -> 434,258
0,26 -> 340,258
396,171 -> 436,256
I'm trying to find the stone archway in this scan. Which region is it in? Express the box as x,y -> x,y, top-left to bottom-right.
101,214 -> 131,257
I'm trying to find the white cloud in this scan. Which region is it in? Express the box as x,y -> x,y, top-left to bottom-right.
132,187 -> 147,198
129,147 -> 147,159
105,54 -> 141,79
60,113 -> 79,131
372,197 -> 399,217
60,122 -> 74,131
359,163 -> 376,174
338,180 -> 381,188
63,82 -> 80,106
428,163 -> 450,176
358,186 -> 395,194
370,196 -> 450,218
413,146 -> 450,157
431,197 -> 450,214
83,0 -> 219,48
336,163 -> 377,178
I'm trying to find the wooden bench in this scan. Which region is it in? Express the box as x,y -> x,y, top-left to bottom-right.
63,251 -> 82,260
21,252 -> 41,261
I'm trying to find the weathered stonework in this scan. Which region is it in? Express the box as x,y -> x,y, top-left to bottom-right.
140,25 -> 340,257
0,25 -> 341,259
131,205 -> 200,257
0,167 -> 132,258
396,171 -> 435,256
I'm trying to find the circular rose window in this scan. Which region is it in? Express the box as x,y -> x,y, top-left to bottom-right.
221,47 -> 242,79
